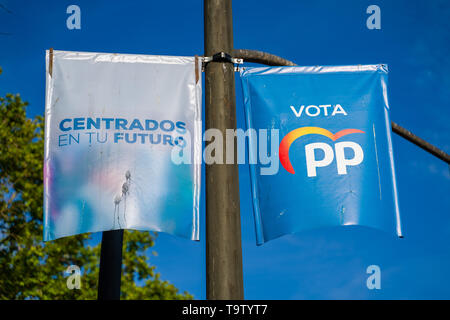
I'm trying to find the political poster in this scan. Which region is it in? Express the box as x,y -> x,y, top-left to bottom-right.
44,50 -> 202,241
240,65 -> 402,244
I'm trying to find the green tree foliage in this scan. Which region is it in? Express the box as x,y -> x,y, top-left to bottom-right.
0,78 -> 192,299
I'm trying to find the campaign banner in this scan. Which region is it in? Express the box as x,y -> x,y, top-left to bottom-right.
240,65 -> 402,245
44,50 -> 202,241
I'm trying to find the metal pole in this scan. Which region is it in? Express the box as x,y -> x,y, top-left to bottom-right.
233,49 -> 296,66
98,230 -> 124,300
204,0 -> 244,299
391,121 -> 450,164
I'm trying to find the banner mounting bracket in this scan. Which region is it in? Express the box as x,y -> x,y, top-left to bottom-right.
201,52 -> 243,72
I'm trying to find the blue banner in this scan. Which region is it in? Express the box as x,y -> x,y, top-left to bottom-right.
240,65 -> 402,245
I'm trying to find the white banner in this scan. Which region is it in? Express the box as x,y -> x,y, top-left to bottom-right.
44,50 -> 202,241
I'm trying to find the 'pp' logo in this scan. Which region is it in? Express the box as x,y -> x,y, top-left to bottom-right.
279,127 -> 365,177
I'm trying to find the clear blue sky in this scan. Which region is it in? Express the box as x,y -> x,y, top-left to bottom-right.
1,0 -> 449,299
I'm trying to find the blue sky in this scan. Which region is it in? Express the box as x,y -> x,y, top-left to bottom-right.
1,0 -> 449,299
